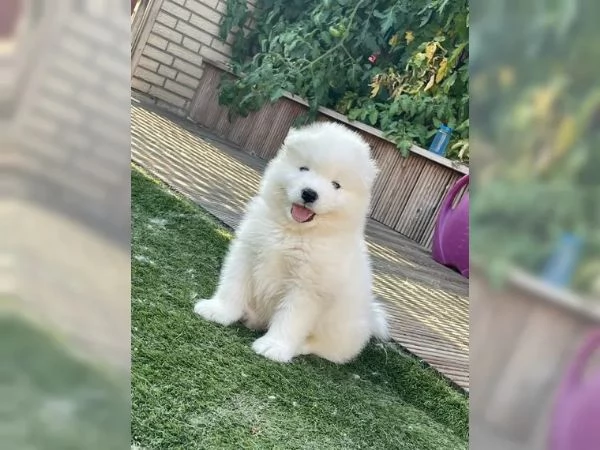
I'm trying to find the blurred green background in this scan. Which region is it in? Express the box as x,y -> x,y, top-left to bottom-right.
470,0 -> 600,297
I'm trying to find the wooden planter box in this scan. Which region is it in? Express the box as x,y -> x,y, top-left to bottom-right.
187,60 -> 468,250
471,267 -> 600,450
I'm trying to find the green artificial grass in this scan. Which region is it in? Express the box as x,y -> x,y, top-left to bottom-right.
0,315 -> 129,449
131,167 -> 469,449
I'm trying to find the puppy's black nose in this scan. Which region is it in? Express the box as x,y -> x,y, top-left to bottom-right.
301,188 -> 318,203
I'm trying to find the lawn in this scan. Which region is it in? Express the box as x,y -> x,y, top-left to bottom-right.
0,315 -> 129,449
131,167 -> 468,449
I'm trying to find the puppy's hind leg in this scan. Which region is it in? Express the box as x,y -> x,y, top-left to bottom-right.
194,240 -> 251,326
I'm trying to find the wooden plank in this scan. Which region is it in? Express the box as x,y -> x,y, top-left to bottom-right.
188,65 -> 222,128
131,0 -> 165,76
484,302 -> 582,442
395,160 -> 452,242
469,277 -> 535,412
383,155 -> 428,231
370,142 -> 403,218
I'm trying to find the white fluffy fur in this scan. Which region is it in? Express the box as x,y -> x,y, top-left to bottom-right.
194,122 -> 389,363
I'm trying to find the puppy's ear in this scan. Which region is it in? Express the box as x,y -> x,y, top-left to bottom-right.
283,127 -> 302,148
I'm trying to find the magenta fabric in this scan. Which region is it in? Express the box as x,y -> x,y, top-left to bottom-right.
432,174 -> 469,278
550,330 -> 600,450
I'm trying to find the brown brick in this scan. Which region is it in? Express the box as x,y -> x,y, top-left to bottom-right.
173,58 -> 204,78
191,3 -> 221,24
190,13 -> 220,37
176,72 -> 200,89
182,37 -> 201,52
165,79 -> 195,99
158,65 -> 177,79
166,42 -> 203,67
149,86 -> 187,108
210,37 -> 231,56
147,33 -> 168,50
138,56 -> 159,71
161,1 -> 191,21
175,21 -> 212,45
215,1 -> 226,13
186,0 -> 218,11
156,11 -> 177,28
152,23 -> 183,43
143,45 -> 174,65
199,45 -> 227,63
156,99 -> 188,117
134,67 -> 166,86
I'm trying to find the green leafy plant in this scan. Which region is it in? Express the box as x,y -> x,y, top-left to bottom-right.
217,0 -> 469,161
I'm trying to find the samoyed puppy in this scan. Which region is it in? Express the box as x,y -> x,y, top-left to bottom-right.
194,122 -> 389,363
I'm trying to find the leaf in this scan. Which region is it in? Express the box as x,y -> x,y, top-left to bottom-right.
369,110 -> 378,125
436,107 -> 445,120
419,9 -> 433,27
380,9 -> 395,35
424,74 -> 435,91
553,115 -> 577,158
435,57 -> 449,83
369,76 -> 382,98
448,42 -> 467,68
348,109 -> 361,120
398,139 -> 412,157
425,42 -> 437,61
442,71 -> 457,91
269,87 -> 286,102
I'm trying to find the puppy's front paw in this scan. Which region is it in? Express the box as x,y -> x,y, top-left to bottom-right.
193,299 -> 239,326
252,336 -> 294,363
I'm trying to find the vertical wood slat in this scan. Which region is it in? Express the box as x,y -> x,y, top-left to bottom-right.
186,64 -> 466,249
379,156 -> 428,231
397,164 -> 455,245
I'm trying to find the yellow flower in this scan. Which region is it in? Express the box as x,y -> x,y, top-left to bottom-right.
405,31 -> 414,44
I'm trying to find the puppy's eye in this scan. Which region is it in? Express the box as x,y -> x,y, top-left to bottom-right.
332,181 -> 341,190
299,166 -> 309,171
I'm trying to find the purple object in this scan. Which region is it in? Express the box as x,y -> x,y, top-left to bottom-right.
432,174 -> 469,278
550,330 -> 600,450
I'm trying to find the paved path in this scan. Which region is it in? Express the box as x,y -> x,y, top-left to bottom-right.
131,100 -> 470,389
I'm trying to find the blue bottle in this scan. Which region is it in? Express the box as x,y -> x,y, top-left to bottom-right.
428,124 -> 453,156
541,233 -> 583,288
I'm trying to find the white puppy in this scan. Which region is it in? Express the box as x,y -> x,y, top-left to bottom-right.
194,122 -> 389,363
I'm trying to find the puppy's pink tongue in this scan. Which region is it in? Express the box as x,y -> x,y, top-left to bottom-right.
291,204 -> 315,223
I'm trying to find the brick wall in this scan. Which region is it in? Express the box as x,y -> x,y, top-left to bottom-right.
131,0 -> 254,116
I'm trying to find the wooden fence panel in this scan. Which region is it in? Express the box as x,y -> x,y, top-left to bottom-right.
187,63 -> 467,249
